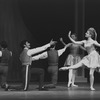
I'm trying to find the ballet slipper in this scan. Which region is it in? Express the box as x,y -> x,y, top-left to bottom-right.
90,87 -> 95,91
71,84 -> 78,87
67,82 -> 72,88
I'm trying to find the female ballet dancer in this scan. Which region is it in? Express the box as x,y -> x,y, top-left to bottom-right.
60,34 -> 85,88
59,28 -> 100,90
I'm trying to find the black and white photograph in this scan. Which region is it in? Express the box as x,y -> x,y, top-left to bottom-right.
0,0 -> 100,100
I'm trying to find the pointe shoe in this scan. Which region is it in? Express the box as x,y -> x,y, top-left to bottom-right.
67,83 -> 72,88
90,87 -> 95,91
59,67 -> 68,71
71,84 -> 78,87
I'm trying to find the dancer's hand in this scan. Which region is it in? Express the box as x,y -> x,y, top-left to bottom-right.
50,39 -> 57,46
60,37 -> 67,46
60,37 -> 63,42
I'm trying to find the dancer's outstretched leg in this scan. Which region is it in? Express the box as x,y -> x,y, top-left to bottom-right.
67,69 -> 73,87
89,68 -> 95,91
59,60 -> 83,71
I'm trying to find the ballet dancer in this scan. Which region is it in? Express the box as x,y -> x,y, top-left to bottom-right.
59,28 -> 100,90
60,34 -> 85,88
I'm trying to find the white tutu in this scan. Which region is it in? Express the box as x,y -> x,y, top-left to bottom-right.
82,50 -> 100,68
64,54 -> 81,66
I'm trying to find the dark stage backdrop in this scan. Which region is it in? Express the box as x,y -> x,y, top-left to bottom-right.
0,0 -> 100,83
0,0 -> 38,82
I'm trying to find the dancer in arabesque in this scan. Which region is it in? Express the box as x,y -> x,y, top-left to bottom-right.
59,28 -> 100,90
60,34 -> 85,88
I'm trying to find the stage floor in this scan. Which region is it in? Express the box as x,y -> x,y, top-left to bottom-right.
0,83 -> 100,100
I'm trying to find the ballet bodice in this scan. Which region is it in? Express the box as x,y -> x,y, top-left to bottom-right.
84,40 -> 95,54
70,43 -> 80,55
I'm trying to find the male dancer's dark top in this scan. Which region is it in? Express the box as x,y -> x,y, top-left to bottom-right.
47,49 -> 58,66
0,48 -> 11,88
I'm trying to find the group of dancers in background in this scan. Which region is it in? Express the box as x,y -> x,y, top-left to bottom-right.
0,27 -> 100,91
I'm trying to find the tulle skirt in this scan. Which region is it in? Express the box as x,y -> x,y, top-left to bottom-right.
64,54 -> 81,66
82,50 -> 100,68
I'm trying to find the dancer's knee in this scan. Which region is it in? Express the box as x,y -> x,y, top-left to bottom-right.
89,68 -> 95,76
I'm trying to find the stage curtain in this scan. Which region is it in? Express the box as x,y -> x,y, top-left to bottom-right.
0,0 -> 37,82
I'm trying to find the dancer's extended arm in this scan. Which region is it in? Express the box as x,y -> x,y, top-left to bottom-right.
28,40 -> 57,56
58,43 -> 71,56
68,31 -> 85,45
32,52 -> 48,61
79,45 -> 86,51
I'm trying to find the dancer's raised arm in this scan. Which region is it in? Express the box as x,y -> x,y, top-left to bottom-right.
60,37 -> 72,47
60,37 -> 67,46
32,52 -> 48,61
68,31 -> 85,45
